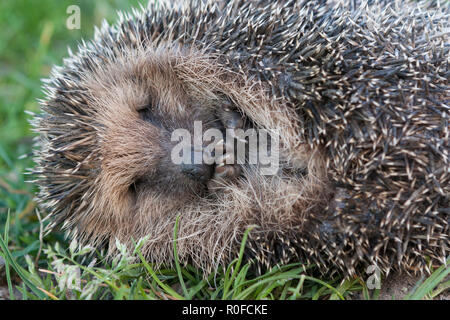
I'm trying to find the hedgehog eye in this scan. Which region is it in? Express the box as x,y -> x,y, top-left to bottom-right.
137,104 -> 155,122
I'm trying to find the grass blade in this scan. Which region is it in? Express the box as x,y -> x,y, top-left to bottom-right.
173,214 -> 188,298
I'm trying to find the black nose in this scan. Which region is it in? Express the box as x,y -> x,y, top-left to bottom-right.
180,163 -> 213,182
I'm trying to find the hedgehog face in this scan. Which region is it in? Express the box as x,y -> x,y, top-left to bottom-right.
108,83 -> 221,198
125,95 -> 249,198
91,52 -> 251,207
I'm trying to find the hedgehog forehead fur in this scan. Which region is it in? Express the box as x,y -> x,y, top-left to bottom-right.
33,0 -> 449,276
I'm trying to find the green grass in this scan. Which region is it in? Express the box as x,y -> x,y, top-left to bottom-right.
0,0 -> 448,300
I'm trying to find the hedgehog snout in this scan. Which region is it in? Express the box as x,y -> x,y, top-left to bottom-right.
175,127 -> 244,187
179,147 -> 214,182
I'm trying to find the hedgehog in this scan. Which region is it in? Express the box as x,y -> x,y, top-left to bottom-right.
31,0 -> 449,277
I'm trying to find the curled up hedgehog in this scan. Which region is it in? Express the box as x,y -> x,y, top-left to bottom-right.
31,0 -> 449,277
